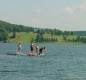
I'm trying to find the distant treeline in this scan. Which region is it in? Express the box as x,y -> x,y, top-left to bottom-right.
0,20 -> 86,43
0,20 -> 73,35
73,31 -> 86,36
0,20 -> 34,32
35,34 -> 86,43
35,34 -> 58,43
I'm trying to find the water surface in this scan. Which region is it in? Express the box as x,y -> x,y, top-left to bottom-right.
0,43 -> 86,80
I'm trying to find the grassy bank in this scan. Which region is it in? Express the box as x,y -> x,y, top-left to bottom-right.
8,32 -> 85,44
8,32 -> 37,43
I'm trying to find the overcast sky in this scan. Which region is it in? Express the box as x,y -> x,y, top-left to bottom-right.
0,0 -> 86,31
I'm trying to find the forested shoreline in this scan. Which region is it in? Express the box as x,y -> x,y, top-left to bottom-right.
0,20 -> 86,43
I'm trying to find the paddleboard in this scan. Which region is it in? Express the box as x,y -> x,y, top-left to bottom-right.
7,52 -> 45,56
7,52 -> 27,56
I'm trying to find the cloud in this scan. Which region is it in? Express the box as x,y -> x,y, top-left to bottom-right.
23,15 -> 41,26
0,10 -> 12,21
31,17 -> 40,25
78,3 -> 86,12
0,15 -> 10,21
64,7 -> 75,15
64,2 -> 86,15
36,9 -> 41,17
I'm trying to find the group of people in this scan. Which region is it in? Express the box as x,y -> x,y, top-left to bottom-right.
29,43 -> 46,56
17,43 -> 46,56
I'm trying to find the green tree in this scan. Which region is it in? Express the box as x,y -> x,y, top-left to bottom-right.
40,34 -> 44,42
0,28 -> 8,41
31,38 -> 34,43
35,34 -> 40,42
12,31 -> 16,38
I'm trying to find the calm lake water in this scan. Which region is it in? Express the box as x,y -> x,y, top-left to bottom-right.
0,43 -> 86,80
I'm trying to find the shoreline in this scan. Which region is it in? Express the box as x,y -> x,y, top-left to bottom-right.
0,42 -> 86,45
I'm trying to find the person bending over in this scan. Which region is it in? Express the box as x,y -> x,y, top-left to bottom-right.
39,47 -> 46,55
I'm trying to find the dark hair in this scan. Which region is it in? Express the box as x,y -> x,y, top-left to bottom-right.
43,47 -> 45,49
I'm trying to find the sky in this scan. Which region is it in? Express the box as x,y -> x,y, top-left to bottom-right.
0,0 -> 86,31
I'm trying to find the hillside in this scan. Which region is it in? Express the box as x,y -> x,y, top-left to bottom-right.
8,32 -> 37,43
0,20 -> 86,44
0,20 -> 86,36
8,32 -> 81,44
0,20 -> 34,32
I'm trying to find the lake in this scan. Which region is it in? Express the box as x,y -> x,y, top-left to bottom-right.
0,43 -> 86,80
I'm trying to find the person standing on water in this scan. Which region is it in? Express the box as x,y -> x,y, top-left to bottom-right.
17,43 -> 22,52
27,43 -> 35,56
35,44 -> 39,54
30,43 -> 34,53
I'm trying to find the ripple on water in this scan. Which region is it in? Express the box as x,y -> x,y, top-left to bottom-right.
0,43 -> 86,80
